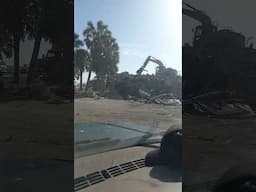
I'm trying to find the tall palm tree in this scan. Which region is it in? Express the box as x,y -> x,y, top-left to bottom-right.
0,26 -> 13,60
0,0 -> 42,84
0,0 -> 32,83
74,33 -> 91,90
26,0 -> 73,86
83,20 -> 119,92
74,33 -> 83,49
26,0 -> 47,85
74,48 -> 90,90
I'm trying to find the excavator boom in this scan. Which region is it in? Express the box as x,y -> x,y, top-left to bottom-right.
136,56 -> 164,75
182,2 -> 218,47
182,2 -> 213,28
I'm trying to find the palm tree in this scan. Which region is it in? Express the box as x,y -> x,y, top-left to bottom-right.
0,0 -> 42,84
74,33 -> 91,90
74,33 -> 83,49
0,0 -> 32,83
83,20 -> 119,92
26,0 -> 73,86
0,26 -> 13,60
26,0 -> 47,85
74,49 -> 90,90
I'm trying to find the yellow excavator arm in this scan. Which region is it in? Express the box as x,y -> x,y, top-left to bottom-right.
136,56 -> 164,75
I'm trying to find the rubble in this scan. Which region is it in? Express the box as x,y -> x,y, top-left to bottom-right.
183,91 -> 256,118
126,92 -> 181,105
138,89 -> 151,99
147,93 -> 181,105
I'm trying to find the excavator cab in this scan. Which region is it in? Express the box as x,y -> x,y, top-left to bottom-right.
193,25 -> 218,48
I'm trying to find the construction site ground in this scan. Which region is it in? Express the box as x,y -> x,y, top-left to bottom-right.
76,98 -> 256,191
183,115 -> 256,191
1,98 -> 181,159
0,100 -> 73,160
74,98 -> 182,131
1,100 -> 73,190
2,98 -> 255,191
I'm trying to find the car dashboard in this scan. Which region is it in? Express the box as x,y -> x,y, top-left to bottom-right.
74,145 -> 181,192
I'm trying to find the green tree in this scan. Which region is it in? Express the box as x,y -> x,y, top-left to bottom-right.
74,33 -> 83,49
74,49 -> 90,90
0,26 -> 12,60
26,0 -> 48,85
26,0 -> 73,86
74,33 -> 91,90
0,0 -> 38,83
83,20 -> 119,92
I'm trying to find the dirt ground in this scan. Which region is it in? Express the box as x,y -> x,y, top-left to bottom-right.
74,98 -> 182,131
3,98 -> 255,191
0,100 -> 73,160
1,98 -> 180,159
0,100 -> 73,191
183,115 -> 256,191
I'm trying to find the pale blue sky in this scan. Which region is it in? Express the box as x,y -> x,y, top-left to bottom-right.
75,0 -> 181,76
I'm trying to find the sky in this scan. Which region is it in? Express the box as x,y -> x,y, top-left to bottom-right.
75,0 -> 182,78
2,0 -> 255,82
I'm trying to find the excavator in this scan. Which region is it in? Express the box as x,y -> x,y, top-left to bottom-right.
136,56 -> 165,75
182,1 -> 256,109
182,2 -> 217,49
182,2 -> 245,59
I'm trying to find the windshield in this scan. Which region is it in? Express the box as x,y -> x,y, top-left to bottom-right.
75,122 -> 165,157
74,0 -> 182,158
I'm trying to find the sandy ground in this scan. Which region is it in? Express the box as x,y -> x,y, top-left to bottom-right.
183,115 -> 256,191
74,98 -> 182,131
0,100 -> 73,191
0,100 -> 73,160
74,98 -> 182,191
1,98 -> 181,159
75,97 -> 256,191
5,98 -> 255,191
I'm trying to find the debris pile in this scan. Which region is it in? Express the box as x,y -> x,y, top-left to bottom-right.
79,56 -> 182,103
183,91 -> 255,118
147,93 -> 181,105
127,91 -> 181,105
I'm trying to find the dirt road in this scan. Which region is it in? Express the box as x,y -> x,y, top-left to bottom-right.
74,98 -> 182,131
